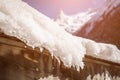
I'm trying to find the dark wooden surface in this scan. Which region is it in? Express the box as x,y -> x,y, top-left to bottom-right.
0,33 -> 120,80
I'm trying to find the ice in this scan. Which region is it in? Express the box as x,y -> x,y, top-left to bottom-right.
40,47 -> 43,53
0,0 -> 85,70
0,0 -> 120,71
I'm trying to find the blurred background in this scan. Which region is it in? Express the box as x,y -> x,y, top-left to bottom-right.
23,0 -> 105,18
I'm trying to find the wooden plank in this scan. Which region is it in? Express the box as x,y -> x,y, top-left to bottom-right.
0,33 -> 120,80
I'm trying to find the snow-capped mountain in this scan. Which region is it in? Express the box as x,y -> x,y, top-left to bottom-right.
55,9 -> 96,33
75,0 -> 120,49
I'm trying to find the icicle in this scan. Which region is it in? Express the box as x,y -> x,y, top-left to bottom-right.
51,52 -> 54,59
24,46 -> 27,48
32,46 -> 35,50
76,66 -> 80,72
54,56 -> 61,65
40,47 -> 43,53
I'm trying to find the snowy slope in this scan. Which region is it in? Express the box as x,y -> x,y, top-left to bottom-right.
75,0 -> 120,49
55,10 -> 96,33
82,0 -> 120,34
0,0 -> 120,71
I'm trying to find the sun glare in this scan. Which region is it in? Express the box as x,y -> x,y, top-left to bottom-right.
23,0 -> 105,18
55,0 -> 84,4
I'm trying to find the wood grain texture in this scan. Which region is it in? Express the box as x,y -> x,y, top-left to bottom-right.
0,33 -> 120,80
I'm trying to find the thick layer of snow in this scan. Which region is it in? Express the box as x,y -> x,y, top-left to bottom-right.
55,10 -> 96,33
0,0 -> 85,70
0,0 -> 120,71
79,38 -> 120,64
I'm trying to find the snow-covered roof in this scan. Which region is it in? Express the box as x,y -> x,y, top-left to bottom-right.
0,0 -> 120,71
55,10 -> 96,33
0,0 -> 85,70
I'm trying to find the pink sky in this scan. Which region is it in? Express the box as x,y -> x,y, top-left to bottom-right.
23,0 -> 105,18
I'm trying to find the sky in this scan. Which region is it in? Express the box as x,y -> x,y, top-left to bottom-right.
23,0 -> 105,18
